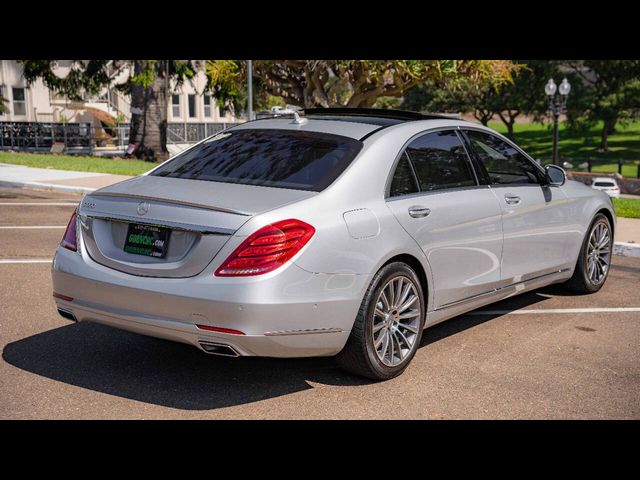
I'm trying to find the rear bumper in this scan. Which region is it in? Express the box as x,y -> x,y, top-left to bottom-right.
51,246 -> 369,357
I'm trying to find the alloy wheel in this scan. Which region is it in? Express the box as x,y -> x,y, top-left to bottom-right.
372,276 -> 422,367
586,221 -> 611,285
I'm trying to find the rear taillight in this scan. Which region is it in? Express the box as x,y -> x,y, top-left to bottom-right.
60,211 -> 78,251
215,219 -> 315,277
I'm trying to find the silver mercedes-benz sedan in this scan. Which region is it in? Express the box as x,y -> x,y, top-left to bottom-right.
52,108 -> 615,380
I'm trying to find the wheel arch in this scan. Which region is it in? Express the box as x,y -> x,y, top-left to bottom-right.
596,207 -> 615,238
380,253 -> 430,311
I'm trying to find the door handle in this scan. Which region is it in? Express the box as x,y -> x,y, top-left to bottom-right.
408,206 -> 431,218
504,194 -> 521,206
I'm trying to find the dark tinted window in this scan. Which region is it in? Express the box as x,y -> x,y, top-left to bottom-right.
466,130 -> 541,185
188,94 -> 196,118
152,129 -> 363,191
405,130 -> 476,191
389,153 -> 419,197
594,181 -> 615,187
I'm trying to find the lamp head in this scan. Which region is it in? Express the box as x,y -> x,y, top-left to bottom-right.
545,78 -> 557,96
559,77 -> 571,96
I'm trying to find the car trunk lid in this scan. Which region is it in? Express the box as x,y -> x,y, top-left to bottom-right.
78,175 -> 316,278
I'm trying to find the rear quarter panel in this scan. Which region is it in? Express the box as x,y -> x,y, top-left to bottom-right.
227,122 -> 477,312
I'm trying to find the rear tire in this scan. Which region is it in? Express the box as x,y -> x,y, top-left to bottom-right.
564,213 -> 612,294
336,262 -> 425,380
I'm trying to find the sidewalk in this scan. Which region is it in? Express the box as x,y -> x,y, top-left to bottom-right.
615,217 -> 640,257
0,163 -> 131,193
616,217 -> 640,243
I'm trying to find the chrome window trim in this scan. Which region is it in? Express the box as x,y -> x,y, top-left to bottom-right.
386,184 -> 491,203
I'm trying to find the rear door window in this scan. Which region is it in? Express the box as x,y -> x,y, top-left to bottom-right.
152,129 -> 363,191
404,130 -> 477,192
389,152 -> 420,197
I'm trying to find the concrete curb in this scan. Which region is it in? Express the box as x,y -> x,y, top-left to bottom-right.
0,180 -> 94,194
613,242 -> 640,258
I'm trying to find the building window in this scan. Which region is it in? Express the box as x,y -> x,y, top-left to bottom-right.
188,94 -> 196,118
12,87 -> 26,116
219,106 -> 226,118
0,86 -> 5,116
172,94 -> 181,118
203,95 -> 212,117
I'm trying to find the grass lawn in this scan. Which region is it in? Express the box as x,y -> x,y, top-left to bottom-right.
589,163 -> 638,178
490,121 -> 640,178
0,152 -> 153,176
612,197 -> 640,219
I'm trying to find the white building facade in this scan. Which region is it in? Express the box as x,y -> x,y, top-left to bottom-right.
0,60 -> 242,125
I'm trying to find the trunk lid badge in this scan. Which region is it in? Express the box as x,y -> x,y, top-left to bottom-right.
137,202 -> 150,216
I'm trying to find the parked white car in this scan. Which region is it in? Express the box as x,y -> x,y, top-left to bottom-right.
591,177 -> 621,198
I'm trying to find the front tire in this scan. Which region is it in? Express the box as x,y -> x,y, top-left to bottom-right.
336,262 -> 425,380
564,213 -> 613,294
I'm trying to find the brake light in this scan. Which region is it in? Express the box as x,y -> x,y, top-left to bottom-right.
60,211 -> 78,251
215,219 -> 315,276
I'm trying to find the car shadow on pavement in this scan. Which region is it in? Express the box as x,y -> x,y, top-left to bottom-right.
420,286 -> 556,347
2,322 -> 373,410
3,286 -> 558,411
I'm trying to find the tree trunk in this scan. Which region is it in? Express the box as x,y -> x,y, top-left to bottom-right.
497,110 -> 519,139
474,109 -> 493,126
599,116 -> 617,151
129,60 -> 169,162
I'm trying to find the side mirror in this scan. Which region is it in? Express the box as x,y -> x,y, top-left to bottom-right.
545,164 -> 566,186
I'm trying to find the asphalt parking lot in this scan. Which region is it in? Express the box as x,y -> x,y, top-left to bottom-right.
0,186 -> 639,419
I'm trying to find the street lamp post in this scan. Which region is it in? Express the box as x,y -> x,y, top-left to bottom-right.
247,60 -> 254,121
545,77 -> 571,166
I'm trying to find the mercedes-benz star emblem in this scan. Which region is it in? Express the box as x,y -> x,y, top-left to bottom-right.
137,202 -> 150,216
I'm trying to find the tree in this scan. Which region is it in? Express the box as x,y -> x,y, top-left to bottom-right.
401,61 -> 597,141
401,76 -> 501,126
17,60 -> 520,160
402,61 -> 564,137
564,60 -> 640,150
206,60 -> 520,110
20,60 -> 200,162
0,94 -> 7,114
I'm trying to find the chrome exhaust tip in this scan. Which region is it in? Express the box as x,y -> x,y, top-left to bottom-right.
57,308 -> 77,322
199,342 -> 240,357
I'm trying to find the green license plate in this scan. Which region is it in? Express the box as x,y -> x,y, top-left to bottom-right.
123,223 -> 171,258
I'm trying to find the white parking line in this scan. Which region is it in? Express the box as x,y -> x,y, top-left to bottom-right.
0,226 -> 65,229
0,259 -> 52,264
468,307 -> 640,315
0,202 -> 78,206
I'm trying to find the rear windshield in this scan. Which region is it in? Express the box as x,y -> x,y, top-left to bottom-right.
152,129 -> 363,191
594,182 -> 615,187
